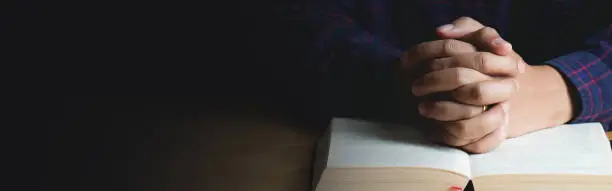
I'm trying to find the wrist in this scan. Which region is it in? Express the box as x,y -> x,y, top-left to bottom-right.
524,65 -> 576,126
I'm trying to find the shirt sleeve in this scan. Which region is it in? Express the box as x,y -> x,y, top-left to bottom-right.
292,1 -> 407,120
293,1 -> 402,70
544,25 -> 612,131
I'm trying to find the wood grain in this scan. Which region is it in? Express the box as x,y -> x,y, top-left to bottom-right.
58,96 -> 326,191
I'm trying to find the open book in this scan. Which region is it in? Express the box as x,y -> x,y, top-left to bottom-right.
312,118 -> 612,191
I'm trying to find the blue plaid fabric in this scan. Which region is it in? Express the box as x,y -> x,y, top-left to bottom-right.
293,0 -> 611,131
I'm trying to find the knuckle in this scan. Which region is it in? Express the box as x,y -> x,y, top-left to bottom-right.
442,39 -> 460,54
443,39 -> 476,54
414,42 -> 430,55
481,26 -> 499,36
428,59 -> 442,70
468,85 -> 486,103
454,68 -> 468,85
473,52 -> 492,72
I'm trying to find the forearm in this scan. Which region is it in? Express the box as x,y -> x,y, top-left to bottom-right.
521,65 -> 576,127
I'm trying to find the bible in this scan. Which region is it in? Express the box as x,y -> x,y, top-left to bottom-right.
312,118 -> 612,191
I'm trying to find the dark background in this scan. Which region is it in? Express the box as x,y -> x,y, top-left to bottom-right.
11,1 -> 610,190
6,1 -> 313,100
6,1 -> 321,190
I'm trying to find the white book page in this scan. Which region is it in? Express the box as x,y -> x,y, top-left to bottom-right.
470,123 -> 612,178
326,118 -> 472,178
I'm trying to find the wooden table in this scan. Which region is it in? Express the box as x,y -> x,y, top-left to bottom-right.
607,132 -> 612,140
55,96 -> 326,191
55,96 -> 612,191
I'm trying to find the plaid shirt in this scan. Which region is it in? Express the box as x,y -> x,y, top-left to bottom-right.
294,0 -> 611,131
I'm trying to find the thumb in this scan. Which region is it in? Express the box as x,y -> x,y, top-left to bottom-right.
436,17 -> 484,38
437,17 -> 512,56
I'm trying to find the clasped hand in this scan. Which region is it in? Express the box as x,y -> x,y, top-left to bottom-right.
402,17 -> 526,153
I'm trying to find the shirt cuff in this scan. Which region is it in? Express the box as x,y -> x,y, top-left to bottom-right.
544,52 -> 606,124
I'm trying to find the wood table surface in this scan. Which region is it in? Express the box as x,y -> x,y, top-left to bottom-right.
53,96 -> 612,191
53,96 -> 327,191
607,132 -> 612,140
